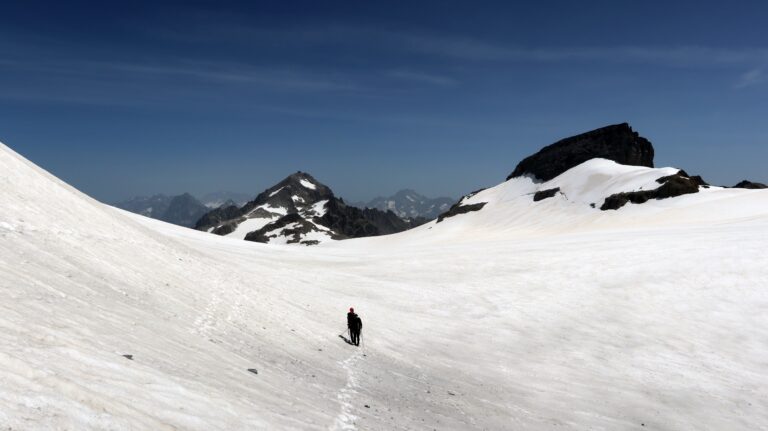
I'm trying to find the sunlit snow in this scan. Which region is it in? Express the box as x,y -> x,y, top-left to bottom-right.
1,142 -> 767,430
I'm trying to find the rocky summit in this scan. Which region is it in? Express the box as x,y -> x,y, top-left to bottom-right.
194,172 -> 420,245
507,123 -> 655,181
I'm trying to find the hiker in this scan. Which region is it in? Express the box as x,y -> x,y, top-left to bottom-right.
347,307 -> 363,346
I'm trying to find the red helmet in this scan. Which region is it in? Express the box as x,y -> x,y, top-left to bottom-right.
349,307 -> 354,312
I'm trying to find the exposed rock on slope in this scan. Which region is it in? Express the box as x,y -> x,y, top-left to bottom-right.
600,170 -> 702,210
508,123 -> 654,181
195,172 -> 419,244
436,202 -> 487,223
436,189 -> 488,223
533,187 -> 561,202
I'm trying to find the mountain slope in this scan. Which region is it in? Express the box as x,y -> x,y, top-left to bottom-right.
2,140 -> 768,430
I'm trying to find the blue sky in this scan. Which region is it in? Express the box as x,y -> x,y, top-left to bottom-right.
1,0 -> 766,202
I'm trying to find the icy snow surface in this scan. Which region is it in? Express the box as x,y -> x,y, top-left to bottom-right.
1,144 -> 767,430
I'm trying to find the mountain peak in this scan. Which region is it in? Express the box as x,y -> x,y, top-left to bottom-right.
194,172 -> 419,244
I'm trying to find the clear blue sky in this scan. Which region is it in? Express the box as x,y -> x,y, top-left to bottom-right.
1,0 -> 766,202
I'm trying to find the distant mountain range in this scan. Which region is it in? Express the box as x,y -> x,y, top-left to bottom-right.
195,172 -> 425,245
113,187 -> 451,232
113,193 -> 208,227
351,189 -> 454,220
198,191 -> 252,208
113,191 -> 251,227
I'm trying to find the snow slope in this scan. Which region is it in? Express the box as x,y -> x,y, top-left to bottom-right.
1,142 -> 768,430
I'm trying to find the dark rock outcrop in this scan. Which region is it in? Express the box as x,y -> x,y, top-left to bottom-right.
600,171 -> 700,210
533,187 -> 561,202
675,170 -> 709,187
211,220 -> 242,236
436,202 -> 487,223
508,123 -> 655,181
435,188 -> 489,223
733,180 -> 767,189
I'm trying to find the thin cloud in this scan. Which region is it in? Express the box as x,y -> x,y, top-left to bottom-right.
102,62 -> 361,92
395,32 -> 768,66
0,57 -> 363,92
145,21 -> 768,67
385,69 -> 458,86
734,68 -> 765,89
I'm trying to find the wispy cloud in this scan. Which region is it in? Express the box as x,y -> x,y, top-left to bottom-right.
146,21 -> 768,67
101,62 -> 361,92
734,68 -> 765,89
393,32 -> 768,66
385,69 -> 458,86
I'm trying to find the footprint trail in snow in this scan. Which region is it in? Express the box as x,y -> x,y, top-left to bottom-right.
330,349 -> 365,431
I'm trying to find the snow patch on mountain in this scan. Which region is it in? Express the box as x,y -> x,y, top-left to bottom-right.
309,199 -> 329,217
227,216 -> 278,240
300,178 -> 317,190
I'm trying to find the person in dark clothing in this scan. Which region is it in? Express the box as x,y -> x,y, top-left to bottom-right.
347,307 -> 363,346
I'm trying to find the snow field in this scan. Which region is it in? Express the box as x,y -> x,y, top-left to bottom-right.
1,142 -> 767,429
